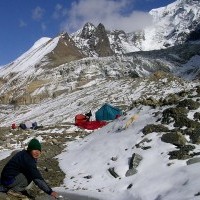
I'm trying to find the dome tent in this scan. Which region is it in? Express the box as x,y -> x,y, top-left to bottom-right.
95,103 -> 122,121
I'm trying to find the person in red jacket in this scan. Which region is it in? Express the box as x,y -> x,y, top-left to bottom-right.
1,138 -> 59,199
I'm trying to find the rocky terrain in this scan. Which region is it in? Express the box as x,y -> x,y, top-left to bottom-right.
1,79 -> 200,199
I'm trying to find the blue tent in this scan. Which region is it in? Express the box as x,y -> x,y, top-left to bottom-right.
95,103 -> 122,121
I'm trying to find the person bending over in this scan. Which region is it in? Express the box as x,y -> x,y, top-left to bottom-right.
1,138 -> 59,199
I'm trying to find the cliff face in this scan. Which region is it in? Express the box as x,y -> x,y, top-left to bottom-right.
46,33 -> 85,69
94,23 -> 114,57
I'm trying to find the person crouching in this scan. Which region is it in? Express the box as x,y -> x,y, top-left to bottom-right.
0,138 -> 59,199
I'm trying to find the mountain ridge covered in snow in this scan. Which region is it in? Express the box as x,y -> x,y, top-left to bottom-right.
0,0 -> 199,134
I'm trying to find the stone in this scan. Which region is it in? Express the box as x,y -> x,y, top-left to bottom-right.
143,124 -> 169,135
125,153 -> 143,177
125,168 -> 137,177
161,132 -> 187,146
186,157 -> 200,165
108,167 -> 119,178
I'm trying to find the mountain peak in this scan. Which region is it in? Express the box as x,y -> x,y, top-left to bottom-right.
80,22 -> 96,39
95,23 -> 114,57
45,33 -> 85,68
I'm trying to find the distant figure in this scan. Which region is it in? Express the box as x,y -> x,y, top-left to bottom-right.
11,123 -> 17,129
19,123 -> 27,130
0,138 -> 59,199
31,122 -> 38,129
85,110 -> 92,121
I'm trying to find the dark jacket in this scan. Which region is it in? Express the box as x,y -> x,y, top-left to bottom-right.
1,150 -> 52,195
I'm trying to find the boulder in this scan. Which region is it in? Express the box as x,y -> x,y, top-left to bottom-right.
143,124 -> 169,135
187,157 -> 200,165
125,153 -> 143,177
161,132 -> 187,146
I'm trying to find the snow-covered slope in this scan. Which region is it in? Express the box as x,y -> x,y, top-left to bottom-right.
144,0 -> 200,50
0,70 -> 196,127
1,78 -> 200,200
57,101 -> 200,200
0,37 -> 56,76
0,41 -> 200,126
125,0 -> 200,51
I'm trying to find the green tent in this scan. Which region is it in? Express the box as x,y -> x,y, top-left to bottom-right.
95,103 -> 122,121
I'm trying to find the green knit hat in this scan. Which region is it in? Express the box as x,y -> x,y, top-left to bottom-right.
27,138 -> 41,152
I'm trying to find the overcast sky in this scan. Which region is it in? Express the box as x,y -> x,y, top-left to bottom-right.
0,0 -> 175,65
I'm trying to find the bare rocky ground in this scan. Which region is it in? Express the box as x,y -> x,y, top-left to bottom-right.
0,126 -> 90,200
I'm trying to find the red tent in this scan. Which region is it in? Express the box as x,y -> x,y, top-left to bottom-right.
75,114 -> 107,130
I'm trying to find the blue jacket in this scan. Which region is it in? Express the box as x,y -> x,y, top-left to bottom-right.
1,150 -> 52,195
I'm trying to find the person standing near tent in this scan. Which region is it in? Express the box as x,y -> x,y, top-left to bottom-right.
85,110 -> 92,121
0,138 -> 59,199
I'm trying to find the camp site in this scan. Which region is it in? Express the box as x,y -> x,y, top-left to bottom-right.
75,103 -> 122,130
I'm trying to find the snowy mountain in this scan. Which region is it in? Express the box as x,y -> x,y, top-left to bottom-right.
71,0 -> 200,55
0,0 -> 200,125
0,1 -> 200,200
146,0 -> 200,49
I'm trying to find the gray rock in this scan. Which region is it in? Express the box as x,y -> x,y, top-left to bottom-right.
108,167 -> 119,178
143,124 -> 169,135
187,157 -> 200,165
125,153 -> 143,177
161,132 -> 187,146
125,168 -> 138,177
111,156 -> 118,161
